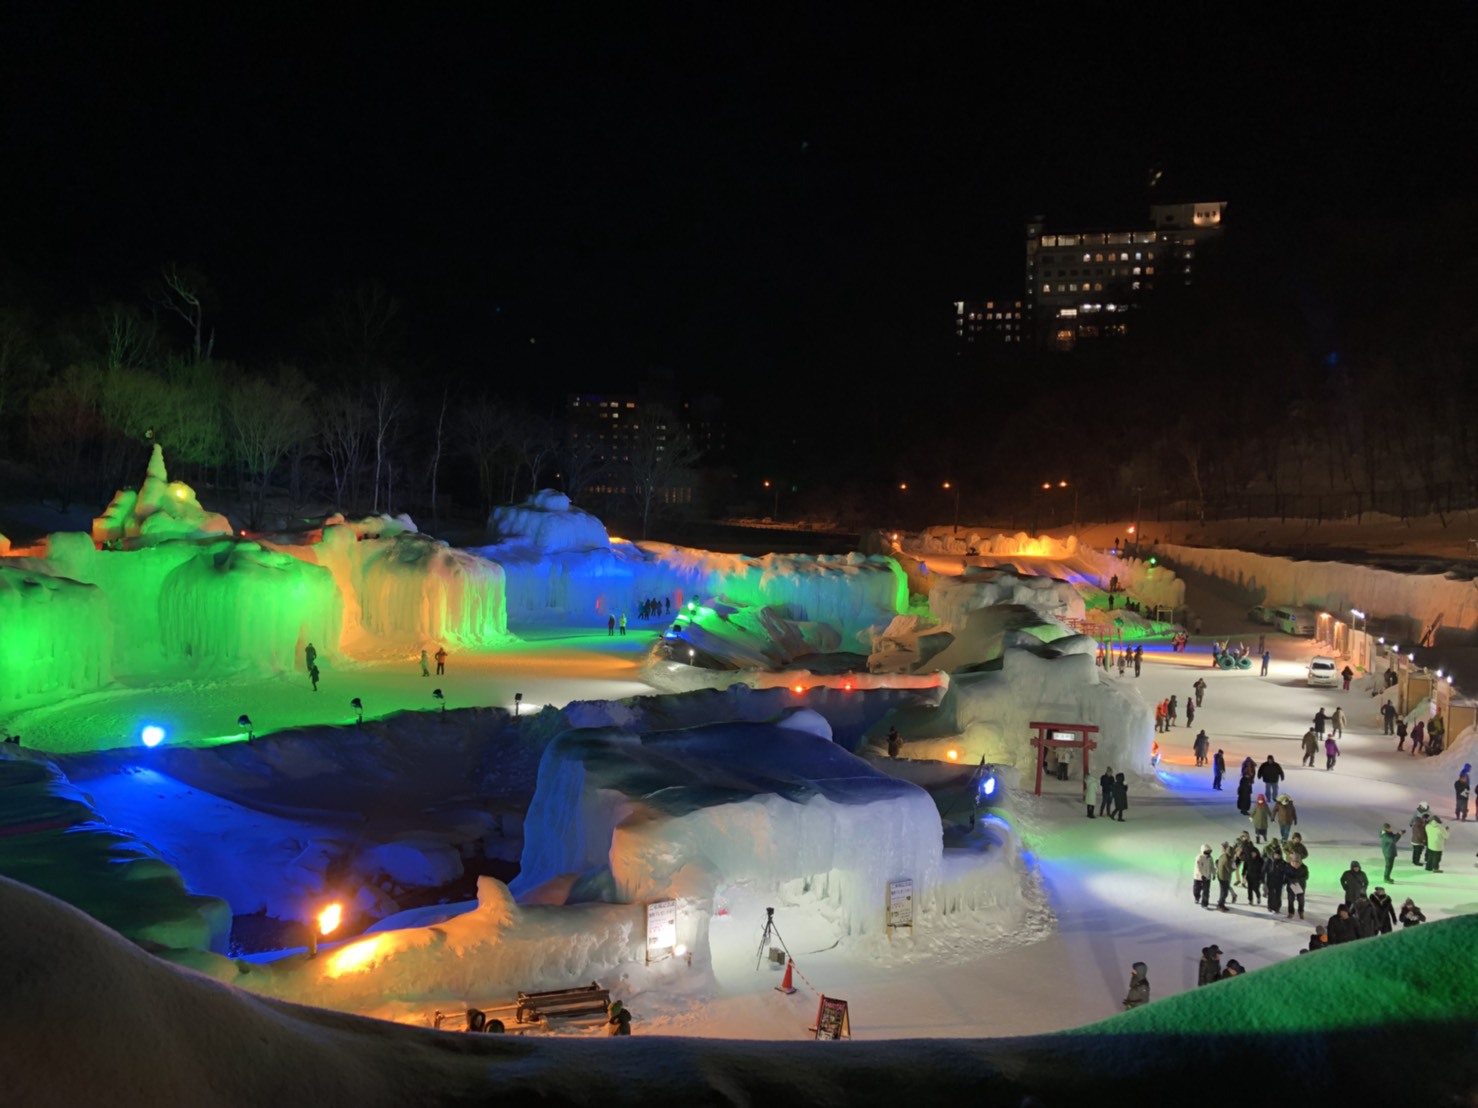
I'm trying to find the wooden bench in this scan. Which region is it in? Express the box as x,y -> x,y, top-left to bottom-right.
515,982 -> 610,1024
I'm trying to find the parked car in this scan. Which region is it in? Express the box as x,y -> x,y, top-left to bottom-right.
1308,656 -> 1339,687
1271,606 -> 1317,636
1247,604 -> 1275,624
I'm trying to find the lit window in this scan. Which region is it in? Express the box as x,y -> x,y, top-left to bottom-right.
1043,283 -> 1052,292
1095,253 -> 1104,262
1132,267 -> 1141,275
1135,252 -> 1142,260
1083,253 -> 1091,262
1094,283 -> 1102,291
1081,283 -> 1091,291
1132,281 -> 1141,290
1145,266 -> 1154,275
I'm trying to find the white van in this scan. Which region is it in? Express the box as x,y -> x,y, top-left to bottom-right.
1308,656 -> 1339,687
1271,606 -> 1317,636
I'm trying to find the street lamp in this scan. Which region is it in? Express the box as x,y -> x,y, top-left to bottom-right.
763,480 -> 779,521
942,481 -> 961,533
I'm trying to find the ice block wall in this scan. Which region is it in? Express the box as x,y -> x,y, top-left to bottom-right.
0,564 -> 112,704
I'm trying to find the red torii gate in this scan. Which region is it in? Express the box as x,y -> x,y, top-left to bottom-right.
1028,721 -> 1100,797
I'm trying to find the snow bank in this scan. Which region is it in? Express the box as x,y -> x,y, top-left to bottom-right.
511,715 -> 942,935
487,489 -> 610,551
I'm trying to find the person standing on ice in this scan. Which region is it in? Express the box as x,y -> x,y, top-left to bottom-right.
1264,841 -> 1285,914
434,646 -> 447,675
1110,772 -> 1128,820
1410,719 -> 1425,755
1168,695 -> 1178,727
1284,854 -> 1309,921
1260,650 -> 1271,676
1215,843 -> 1236,911
1193,730 -> 1209,766
1197,945 -> 1222,984
309,662 -> 320,692
1324,734 -> 1340,770
1325,904 -> 1356,944
1193,677 -> 1206,707
1185,696 -> 1195,728
1084,772 -> 1099,818
1272,794 -> 1297,841
1133,645 -> 1142,677
1122,961 -> 1150,1009
607,614 -> 615,636
1340,860 -> 1368,902
1193,845 -> 1215,908
1212,749 -> 1226,791
1379,822 -> 1404,883
1341,664 -> 1354,691
1243,845 -> 1264,906
1409,803 -> 1431,867
1251,794 -> 1271,843
1351,893 -> 1377,939
1257,755 -> 1285,802
1099,767 -> 1115,817
1380,700 -> 1397,735
1300,728 -> 1319,768
1236,766 -> 1254,814
1424,816 -> 1451,872
1370,886 -> 1397,934
1455,770 -> 1470,821
420,649 -> 430,677
886,726 -> 902,759
304,642 -> 317,673
1331,706 -> 1346,740
619,613 -> 627,637
1313,708 -> 1327,738
1394,717 -> 1408,751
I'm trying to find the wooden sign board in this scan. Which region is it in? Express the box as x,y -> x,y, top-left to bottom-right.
886,877 -> 914,936
645,899 -> 677,963
812,995 -> 851,1040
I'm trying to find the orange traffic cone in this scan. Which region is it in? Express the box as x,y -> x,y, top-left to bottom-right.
775,958 -> 797,995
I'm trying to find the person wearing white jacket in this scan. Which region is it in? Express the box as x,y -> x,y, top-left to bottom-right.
1424,816 -> 1452,872
1084,774 -> 1099,819
1192,844 -> 1215,908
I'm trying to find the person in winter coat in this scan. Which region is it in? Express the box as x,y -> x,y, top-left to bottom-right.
1185,698 -> 1195,727
1395,718 -> 1408,751
1193,731 -> 1209,766
1410,719 -> 1425,755
1240,755 -> 1256,779
1341,665 -> 1354,691
1410,803 -> 1431,867
1331,706 -> 1346,738
304,642 -> 317,671
1300,728 -> 1319,768
1193,677 -> 1206,707
1122,961 -> 1150,1009
1099,768 -> 1115,817
1197,945 -> 1222,985
1380,700 -> 1397,734
1339,860 -> 1369,902
1314,708 -> 1328,737
1272,794 -> 1297,840
1307,925 -> 1329,952
1261,650 -> 1271,676
1324,735 -> 1340,770
1379,822 -> 1405,883
1399,898 -> 1426,927
1429,714 -> 1445,754
1133,645 -> 1142,676
1264,842 -> 1285,915
1243,845 -> 1264,906
1286,832 -> 1309,865
1257,756 -> 1285,802
1220,959 -> 1246,979
1424,816 -> 1451,872
1215,844 -> 1236,910
1326,904 -> 1357,944
1111,773 -> 1128,820
1193,844 -> 1215,908
1455,772 -> 1470,821
434,645 -> 448,674
1250,794 -> 1272,842
1236,768 -> 1254,815
886,726 -> 902,759
1351,894 -> 1377,939
1212,749 -> 1226,791
1370,887 -> 1397,934
1284,856 -> 1309,920
1084,773 -> 1099,818
1167,695 -> 1178,726
420,649 -> 430,677
606,1000 -> 632,1035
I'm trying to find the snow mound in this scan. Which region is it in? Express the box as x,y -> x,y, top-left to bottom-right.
92,444 -> 232,544
488,489 -> 611,552
932,568 -> 1085,626
511,718 -> 943,930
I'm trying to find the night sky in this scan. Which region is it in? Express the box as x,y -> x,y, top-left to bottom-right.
2,9 -> 1473,409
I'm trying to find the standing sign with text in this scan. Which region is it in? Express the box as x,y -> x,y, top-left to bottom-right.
812,996 -> 851,1040
886,877 -> 914,934
645,899 -> 677,963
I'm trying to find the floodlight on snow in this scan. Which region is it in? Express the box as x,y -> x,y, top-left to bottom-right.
238,715 -> 254,743
1447,676 -> 1454,685
1438,669 -> 1444,678
792,685 -> 805,694
351,698 -> 363,725
843,681 -> 853,692
947,749 -> 959,761
141,724 -> 166,748
1409,653 -> 1416,662
688,648 -> 696,661
983,776 -> 997,797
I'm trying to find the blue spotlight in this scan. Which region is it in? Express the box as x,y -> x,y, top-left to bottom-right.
141,725 -> 166,748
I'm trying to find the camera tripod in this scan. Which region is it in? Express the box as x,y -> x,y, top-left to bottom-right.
754,906 -> 790,971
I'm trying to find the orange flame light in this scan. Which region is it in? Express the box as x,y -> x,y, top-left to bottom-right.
947,749 -> 959,761
317,902 -> 342,936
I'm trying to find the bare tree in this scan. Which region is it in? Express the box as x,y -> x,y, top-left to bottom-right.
427,388 -> 448,534
150,264 -> 215,363
626,406 -> 702,539
319,389 -> 370,512
367,375 -> 404,515
227,366 -> 314,528
97,303 -> 159,371
510,412 -> 558,501
0,306 -> 44,428
559,425 -> 606,503
458,398 -> 514,516
312,281 -> 403,370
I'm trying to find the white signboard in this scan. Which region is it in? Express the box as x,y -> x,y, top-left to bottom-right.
645,899 -> 677,962
886,878 -> 914,930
